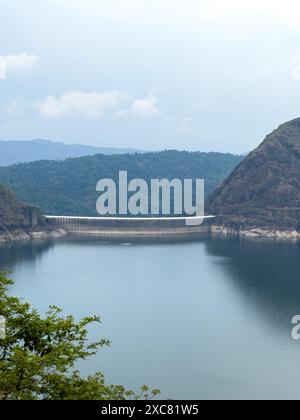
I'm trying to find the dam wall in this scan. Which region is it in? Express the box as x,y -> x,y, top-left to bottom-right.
45,216 -> 211,239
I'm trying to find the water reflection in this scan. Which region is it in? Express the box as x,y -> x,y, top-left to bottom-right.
0,240 -> 55,271
205,237 -> 300,335
2,236 -> 300,337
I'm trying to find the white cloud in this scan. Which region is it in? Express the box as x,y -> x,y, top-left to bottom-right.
129,95 -> 160,118
51,0 -> 201,23
5,53 -> 39,72
163,114 -> 193,131
51,0 -> 300,25
5,98 -> 26,116
0,56 -> 6,80
36,90 -> 128,119
179,117 -> 192,132
199,0 -> 300,26
0,53 -> 39,80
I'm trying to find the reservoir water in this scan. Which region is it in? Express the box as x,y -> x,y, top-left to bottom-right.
1,236 -> 300,400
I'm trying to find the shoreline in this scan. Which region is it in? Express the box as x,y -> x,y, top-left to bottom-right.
1,224 -> 300,243
0,228 -> 67,243
210,225 -> 300,239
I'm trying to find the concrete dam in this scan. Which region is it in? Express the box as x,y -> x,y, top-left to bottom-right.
45,215 -> 215,239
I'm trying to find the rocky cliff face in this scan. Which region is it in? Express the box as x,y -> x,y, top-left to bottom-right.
0,184 -> 41,232
0,184 -> 65,242
208,119 -> 300,234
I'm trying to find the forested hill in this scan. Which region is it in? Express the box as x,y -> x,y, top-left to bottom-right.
0,151 -> 243,216
209,118 -> 300,231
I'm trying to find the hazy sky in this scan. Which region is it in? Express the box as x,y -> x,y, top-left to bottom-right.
1,0 -> 300,153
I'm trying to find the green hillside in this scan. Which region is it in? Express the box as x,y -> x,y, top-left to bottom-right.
0,151 -> 243,216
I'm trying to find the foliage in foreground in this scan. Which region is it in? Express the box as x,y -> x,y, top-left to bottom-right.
0,273 -> 160,400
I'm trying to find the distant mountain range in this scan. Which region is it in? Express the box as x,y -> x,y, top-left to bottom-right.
0,139 -> 144,166
0,151 -> 243,216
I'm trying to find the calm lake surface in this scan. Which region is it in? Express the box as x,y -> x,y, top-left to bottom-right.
1,235 -> 300,400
